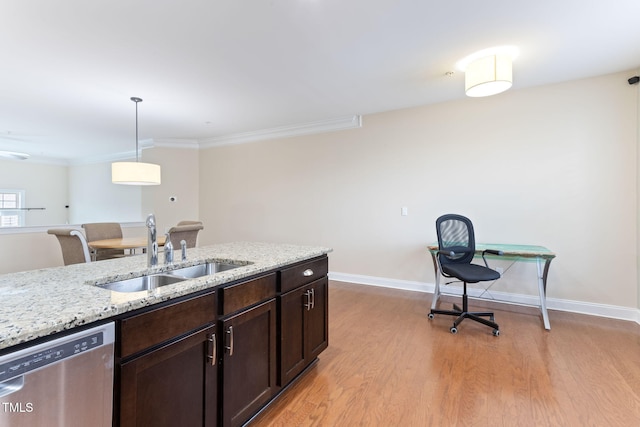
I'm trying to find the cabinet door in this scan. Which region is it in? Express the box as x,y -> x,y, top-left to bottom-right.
279,284 -> 308,385
279,277 -> 329,386
306,277 -> 329,362
119,324 -> 217,427
221,299 -> 277,427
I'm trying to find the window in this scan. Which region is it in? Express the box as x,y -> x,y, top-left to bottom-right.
0,190 -> 25,227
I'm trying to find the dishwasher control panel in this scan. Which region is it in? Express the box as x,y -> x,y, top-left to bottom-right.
0,329 -> 105,382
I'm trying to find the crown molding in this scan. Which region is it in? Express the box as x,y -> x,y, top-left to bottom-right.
152,138 -> 200,149
67,139 -> 157,165
0,155 -> 69,166
199,115 -> 362,148
16,116 -> 364,166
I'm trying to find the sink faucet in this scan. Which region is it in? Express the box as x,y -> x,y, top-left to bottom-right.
180,240 -> 187,261
164,233 -> 174,265
146,214 -> 158,268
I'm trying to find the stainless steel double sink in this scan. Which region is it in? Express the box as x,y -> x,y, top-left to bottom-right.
97,261 -> 246,293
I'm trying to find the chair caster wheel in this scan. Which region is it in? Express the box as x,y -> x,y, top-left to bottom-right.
450,326 -> 458,334
428,313 -> 435,319
492,329 -> 500,336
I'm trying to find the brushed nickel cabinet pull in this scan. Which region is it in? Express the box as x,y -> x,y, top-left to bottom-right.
207,333 -> 216,366
304,290 -> 312,311
225,326 -> 234,356
311,288 -> 315,309
303,269 -> 314,277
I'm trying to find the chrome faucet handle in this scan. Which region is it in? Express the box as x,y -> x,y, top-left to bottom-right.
164,233 -> 174,265
180,240 -> 187,261
146,214 -> 158,268
145,213 -> 156,228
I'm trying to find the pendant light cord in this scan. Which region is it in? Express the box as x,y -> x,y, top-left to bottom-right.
131,97 -> 143,162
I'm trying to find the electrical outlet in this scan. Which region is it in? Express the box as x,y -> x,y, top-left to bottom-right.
401,206 -> 408,216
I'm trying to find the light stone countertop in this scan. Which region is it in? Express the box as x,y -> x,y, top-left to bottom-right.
0,242 -> 332,351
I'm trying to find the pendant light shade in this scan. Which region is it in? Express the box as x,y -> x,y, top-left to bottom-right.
465,54 -> 513,97
112,161 -> 161,185
112,97 -> 161,185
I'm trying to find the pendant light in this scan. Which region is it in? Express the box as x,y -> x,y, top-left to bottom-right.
112,97 -> 161,185
456,46 -> 518,98
465,54 -> 512,97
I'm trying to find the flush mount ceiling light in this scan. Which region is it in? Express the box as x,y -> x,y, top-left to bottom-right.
0,150 -> 30,160
457,46 -> 518,98
112,97 -> 161,186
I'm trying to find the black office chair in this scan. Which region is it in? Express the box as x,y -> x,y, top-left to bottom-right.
428,214 -> 502,336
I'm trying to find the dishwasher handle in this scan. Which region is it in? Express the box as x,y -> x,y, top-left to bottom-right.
0,375 -> 25,398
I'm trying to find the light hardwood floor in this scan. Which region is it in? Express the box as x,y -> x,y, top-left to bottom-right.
252,280 -> 640,426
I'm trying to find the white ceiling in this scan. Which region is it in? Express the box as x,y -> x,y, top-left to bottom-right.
1,0 -> 639,162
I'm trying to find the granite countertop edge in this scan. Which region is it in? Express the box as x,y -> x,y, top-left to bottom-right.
0,242 -> 332,351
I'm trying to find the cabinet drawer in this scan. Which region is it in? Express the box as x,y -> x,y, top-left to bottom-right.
279,256 -> 328,293
220,273 -> 276,316
119,292 -> 216,358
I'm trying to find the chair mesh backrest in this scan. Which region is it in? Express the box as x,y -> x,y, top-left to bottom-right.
436,214 -> 476,266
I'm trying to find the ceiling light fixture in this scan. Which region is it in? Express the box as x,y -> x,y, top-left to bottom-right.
457,46 -> 518,98
112,97 -> 161,185
0,151 -> 30,160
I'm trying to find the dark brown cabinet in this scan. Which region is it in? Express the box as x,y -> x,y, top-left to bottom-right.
119,324 -> 217,427
278,256 -> 329,386
115,292 -> 217,427
219,273 -> 277,427
220,299 -> 277,427
279,277 -> 328,385
112,256 -> 328,426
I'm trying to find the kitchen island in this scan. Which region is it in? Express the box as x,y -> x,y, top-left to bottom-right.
0,242 -> 331,427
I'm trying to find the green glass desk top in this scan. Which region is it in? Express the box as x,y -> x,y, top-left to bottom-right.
428,243 -> 555,260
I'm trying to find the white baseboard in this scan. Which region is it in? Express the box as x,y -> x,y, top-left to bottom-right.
328,271 -> 640,325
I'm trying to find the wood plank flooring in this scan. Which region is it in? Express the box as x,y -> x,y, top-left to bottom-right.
252,281 -> 640,426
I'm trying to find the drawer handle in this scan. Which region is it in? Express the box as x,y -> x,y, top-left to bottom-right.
304,290 -> 312,311
304,288 -> 316,311
225,326 -> 234,356
207,333 -> 216,366
303,269 -> 314,277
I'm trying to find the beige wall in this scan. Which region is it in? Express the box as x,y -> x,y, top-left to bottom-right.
0,224 -> 146,274
0,147 -> 199,273
635,67 -> 640,313
0,231 -> 63,272
1,71 -> 639,313
198,70 -> 639,309
0,158 -> 68,226
142,146 -> 200,234
68,161 -> 143,224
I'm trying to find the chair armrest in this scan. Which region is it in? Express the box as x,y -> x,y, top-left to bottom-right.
481,249 -> 503,268
483,249 -> 503,256
436,249 -> 456,258
437,247 -> 473,256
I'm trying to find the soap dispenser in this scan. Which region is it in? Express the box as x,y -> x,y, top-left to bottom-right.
164,233 -> 174,265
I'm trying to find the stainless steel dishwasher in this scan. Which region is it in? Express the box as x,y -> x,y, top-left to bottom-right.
0,322 -> 115,427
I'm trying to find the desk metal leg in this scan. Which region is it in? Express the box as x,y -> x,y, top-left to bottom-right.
430,252 -> 441,310
536,257 -> 552,330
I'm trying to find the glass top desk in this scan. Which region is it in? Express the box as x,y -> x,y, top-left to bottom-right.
427,243 -> 556,330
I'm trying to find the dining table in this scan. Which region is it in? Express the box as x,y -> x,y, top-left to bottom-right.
88,235 -> 166,260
